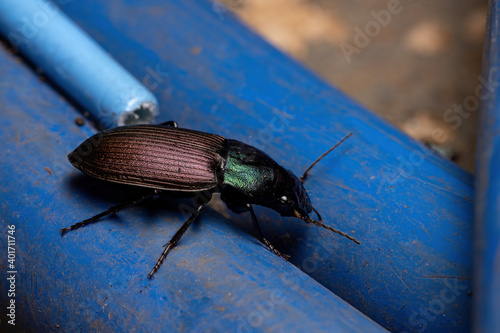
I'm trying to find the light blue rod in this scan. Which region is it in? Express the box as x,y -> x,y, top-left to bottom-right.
0,0 -> 158,128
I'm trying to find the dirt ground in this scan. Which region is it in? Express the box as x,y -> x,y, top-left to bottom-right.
222,0 -> 487,173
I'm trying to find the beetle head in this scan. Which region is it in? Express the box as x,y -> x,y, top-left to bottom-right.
273,168 -> 312,218
272,167 -> 359,244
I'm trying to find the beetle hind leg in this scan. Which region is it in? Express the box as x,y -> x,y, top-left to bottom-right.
60,190 -> 159,235
247,204 -> 290,260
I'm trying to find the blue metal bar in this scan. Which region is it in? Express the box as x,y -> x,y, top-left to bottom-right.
0,45 -> 386,332
474,0 -> 500,332
0,0 -> 474,332
0,0 -> 158,128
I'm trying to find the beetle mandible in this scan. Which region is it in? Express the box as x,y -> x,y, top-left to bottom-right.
62,121 -> 359,277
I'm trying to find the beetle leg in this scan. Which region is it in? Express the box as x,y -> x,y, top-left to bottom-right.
247,204 -> 290,260
148,204 -> 205,278
60,190 -> 160,235
159,120 -> 178,128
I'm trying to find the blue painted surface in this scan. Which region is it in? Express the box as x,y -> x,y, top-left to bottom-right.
0,0 -> 474,332
474,1 -> 500,332
0,43 -> 386,333
0,0 -> 158,128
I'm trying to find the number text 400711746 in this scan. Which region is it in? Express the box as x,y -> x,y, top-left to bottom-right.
7,225 -> 16,326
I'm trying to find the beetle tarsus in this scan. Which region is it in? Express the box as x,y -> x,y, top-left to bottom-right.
60,216 -> 98,235
61,190 -> 159,235
262,238 -> 290,260
148,204 -> 205,278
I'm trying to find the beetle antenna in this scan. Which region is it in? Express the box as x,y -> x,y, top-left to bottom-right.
300,132 -> 353,182
294,209 -> 360,244
306,217 -> 360,244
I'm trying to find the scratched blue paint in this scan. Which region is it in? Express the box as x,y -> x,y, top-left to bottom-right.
474,1 -> 500,332
0,0 -> 474,332
0,0 -> 158,128
0,49 -> 387,332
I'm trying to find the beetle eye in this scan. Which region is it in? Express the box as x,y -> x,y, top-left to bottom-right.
278,195 -> 294,208
279,196 -> 288,204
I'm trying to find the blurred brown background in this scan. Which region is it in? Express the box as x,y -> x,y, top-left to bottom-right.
221,0 -> 487,173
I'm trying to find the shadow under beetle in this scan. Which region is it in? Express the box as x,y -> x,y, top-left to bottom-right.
62,121 -> 359,277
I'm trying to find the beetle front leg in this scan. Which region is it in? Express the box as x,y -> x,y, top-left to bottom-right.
247,204 -> 290,260
148,204 -> 205,278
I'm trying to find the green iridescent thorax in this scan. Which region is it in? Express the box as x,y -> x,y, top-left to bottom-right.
222,139 -> 280,205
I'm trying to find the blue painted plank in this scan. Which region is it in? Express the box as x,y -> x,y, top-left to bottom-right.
0,0 -> 474,332
0,35 -> 386,332
474,0 -> 500,332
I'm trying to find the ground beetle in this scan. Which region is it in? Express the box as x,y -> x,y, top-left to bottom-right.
62,121 -> 359,277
